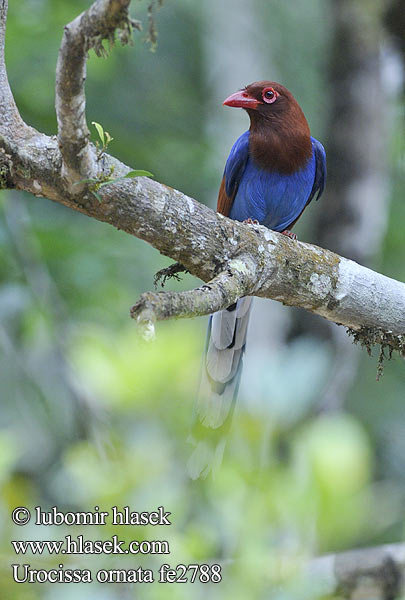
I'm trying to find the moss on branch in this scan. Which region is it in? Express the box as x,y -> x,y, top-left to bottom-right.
347,326 -> 405,380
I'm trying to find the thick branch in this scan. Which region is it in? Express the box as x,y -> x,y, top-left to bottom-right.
309,543 -> 405,599
55,0 -> 131,182
1,128 -> 405,342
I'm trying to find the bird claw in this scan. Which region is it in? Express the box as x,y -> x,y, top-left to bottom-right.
243,218 -> 259,225
281,230 -> 298,240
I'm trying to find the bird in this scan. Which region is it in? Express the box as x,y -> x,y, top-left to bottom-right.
187,81 -> 326,479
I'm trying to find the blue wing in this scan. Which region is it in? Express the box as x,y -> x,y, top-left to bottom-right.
307,137 -> 326,204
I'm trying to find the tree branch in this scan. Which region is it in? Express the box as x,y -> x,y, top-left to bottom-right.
131,256 -> 256,338
0,0 -> 31,141
0,0 -> 404,361
309,543 -> 405,599
55,0 -> 133,183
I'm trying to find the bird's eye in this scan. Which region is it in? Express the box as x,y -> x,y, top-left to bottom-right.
262,87 -> 278,104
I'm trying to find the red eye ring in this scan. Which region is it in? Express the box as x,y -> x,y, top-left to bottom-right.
262,87 -> 278,104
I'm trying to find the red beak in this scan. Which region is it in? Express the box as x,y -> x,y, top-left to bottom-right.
223,90 -> 261,109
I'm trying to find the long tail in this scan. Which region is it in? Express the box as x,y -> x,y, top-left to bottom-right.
187,297 -> 253,479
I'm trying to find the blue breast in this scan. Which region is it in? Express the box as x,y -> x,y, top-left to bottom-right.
224,130 -> 323,232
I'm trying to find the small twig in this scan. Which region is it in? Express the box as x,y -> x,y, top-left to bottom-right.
132,257 -> 256,330
154,262 -> 189,288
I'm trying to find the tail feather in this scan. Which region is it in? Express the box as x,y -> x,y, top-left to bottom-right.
187,297 -> 253,479
211,308 -> 238,349
206,343 -> 243,384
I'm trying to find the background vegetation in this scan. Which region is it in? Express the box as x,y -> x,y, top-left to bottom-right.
0,0 -> 404,598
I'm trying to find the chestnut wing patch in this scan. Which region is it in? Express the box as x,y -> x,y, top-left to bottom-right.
217,176 -> 234,216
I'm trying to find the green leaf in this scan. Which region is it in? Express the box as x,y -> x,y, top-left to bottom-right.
97,171 -> 154,189
125,170 -> 154,178
91,121 -> 105,146
105,132 -> 114,145
98,179 -> 120,188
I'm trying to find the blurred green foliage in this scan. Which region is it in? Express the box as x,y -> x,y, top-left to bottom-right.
0,1 -> 404,599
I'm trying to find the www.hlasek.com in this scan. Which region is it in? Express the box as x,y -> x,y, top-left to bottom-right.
11,506 -> 222,584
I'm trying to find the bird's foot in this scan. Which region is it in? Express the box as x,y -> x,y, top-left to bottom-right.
281,230 -> 298,240
243,218 -> 259,225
